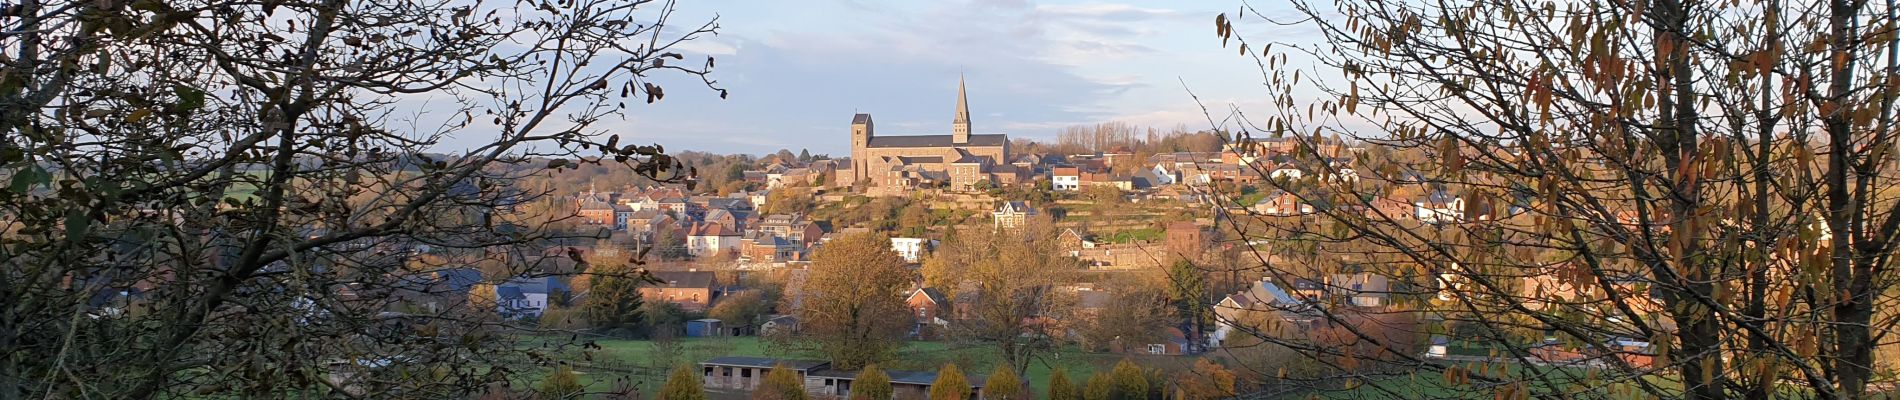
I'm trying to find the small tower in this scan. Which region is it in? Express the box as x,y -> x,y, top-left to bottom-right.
851,113 -> 874,183
953,75 -> 971,144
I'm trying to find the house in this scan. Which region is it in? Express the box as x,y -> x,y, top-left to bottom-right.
1211,278 -> 1315,347
639,271 -> 719,311
576,193 -> 617,225
703,208 -> 741,231
494,276 -> 569,319
757,214 -> 825,245
1253,191 -> 1315,216
890,237 -> 933,263
1365,197 -> 1415,220
1268,163 -> 1305,180
1148,164 -> 1177,186
761,315 -> 798,336
686,223 -> 741,258
740,232 -> 800,265
1051,166 -> 1082,191
1329,273 -> 1391,307
1415,191 -> 1465,224
905,287 -> 951,338
991,201 -> 1037,229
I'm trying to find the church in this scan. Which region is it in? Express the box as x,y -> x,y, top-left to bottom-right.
839,77 -> 1023,192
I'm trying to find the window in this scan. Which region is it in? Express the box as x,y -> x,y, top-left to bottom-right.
704,367 -> 713,377
1149,344 -> 1166,354
722,368 -> 731,377
740,369 -> 751,378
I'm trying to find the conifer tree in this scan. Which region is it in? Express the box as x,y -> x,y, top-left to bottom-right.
927,364 -> 969,400
657,365 -> 708,400
753,365 -> 808,400
981,364 -> 1026,400
1047,369 -> 1080,400
847,365 -> 893,400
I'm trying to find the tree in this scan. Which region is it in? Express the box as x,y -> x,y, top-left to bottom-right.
1074,278 -> 1174,352
708,290 -> 772,335
1081,373 -> 1112,400
799,149 -> 813,163
847,365 -> 893,400
1164,260 -> 1208,353
1105,360 -> 1148,400
928,364 -> 969,400
536,366 -> 584,400
657,365 -> 708,400
981,364 -> 1027,400
795,232 -> 913,369
1170,359 -> 1236,400
0,0 -> 723,396
753,365 -> 808,400
1047,369 -> 1080,400
947,221 -> 1081,373
580,262 -> 654,336
1214,0 -> 1900,396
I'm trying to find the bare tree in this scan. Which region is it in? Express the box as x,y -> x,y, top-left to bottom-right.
1206,0 -> 1900,398
0,0 -> 724,397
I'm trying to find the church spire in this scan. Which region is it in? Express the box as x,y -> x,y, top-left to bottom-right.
953,74 -> 971,144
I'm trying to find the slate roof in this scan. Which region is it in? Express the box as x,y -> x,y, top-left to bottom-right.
912,287 -> 949,305
852,114 -> 872,125
701,356 -> 830,371
650,271 -> 716,289
866,134 -> 1009,148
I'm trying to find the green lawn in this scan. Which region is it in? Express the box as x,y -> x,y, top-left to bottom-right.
521,336 -> 1165,396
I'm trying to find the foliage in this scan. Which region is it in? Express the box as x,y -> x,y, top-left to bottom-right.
761,189 -> 816,215
657,365 -> 708,400
1081,372 -> 1113,400
795,232 -> 913,369
0,0 -> 723,395
1047,369 -> 1080,400
580,262 -> 654,335
753,365 -> 808,400
708,290 -> 774,334
847,365 -> 894,400
536,366 -> 585,400
1213,0 -> 1900,396
982,364 -> 1028,400
928,363 -> 970,400
1073,277 -> 1174,352
1170,359 -> 1237,400
1105,360 -> 1149,400
942,220 -> 1082,372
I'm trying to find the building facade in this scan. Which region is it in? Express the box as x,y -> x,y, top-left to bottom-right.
844,77 -> 1011,190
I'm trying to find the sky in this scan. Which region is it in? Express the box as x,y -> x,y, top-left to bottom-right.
520,0 -> 1305,156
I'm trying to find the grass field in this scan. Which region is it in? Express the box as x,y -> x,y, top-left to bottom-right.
522,336 -> 1191,396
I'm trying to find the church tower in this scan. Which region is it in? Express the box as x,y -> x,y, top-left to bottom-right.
851,113 -> 874,183
953,75 -> 971,144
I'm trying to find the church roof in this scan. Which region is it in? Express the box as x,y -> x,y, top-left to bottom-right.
852,113 -> 872,125
866,134 -> 1008,148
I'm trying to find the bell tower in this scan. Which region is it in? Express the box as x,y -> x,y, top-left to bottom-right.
953,75 -> 971,145
851,113 -> 874,183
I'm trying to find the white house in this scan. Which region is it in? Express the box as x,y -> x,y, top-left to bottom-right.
1149,164 -> 1177,186
686,223 -> 742,258
1268,163 -> 1305,180
890,237 -> 933,263
1415,191 -> 1465,224
496,277 -> 567,319
1051,167 -> 1082,191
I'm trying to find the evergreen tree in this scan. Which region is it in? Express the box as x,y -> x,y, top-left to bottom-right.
1082,373 -> 1112,400
847,365 -> 893,400
580,263 -> 648,335
1047,369 -> 1080,400
657,365 -> 707,400
981,364 -> 1026,400
1107,360 -> 1149,400
753,365 -> 808,400
927,364 -> 969,400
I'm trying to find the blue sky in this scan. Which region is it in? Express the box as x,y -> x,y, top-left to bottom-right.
547,0 -> 1298,156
